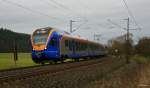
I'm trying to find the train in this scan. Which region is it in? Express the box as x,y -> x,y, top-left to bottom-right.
31,27 -> 106,64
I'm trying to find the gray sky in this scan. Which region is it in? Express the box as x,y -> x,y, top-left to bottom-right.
0,0 -> 150,44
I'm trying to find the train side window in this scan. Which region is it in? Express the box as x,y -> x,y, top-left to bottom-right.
75,41 -> 78,51
82,43 -> 84,50
79,42 -> 81,51
80,42 -> 82,51
65,40 -> 69,47
80,43 -> 83,51
69,40 -> 72,51
76,42 -> 79,51
80,43 -> 82,50
72,40 -> 74,50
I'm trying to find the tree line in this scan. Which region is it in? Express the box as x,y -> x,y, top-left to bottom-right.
107,36 -> 150,57
0,28 -> 31,53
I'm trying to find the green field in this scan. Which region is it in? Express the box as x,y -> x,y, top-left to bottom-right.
0,53 -> 37,70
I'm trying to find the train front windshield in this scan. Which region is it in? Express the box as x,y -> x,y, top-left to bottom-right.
33,29 -> 50,45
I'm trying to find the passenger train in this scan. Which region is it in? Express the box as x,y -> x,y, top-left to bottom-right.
31,27 -> 106,64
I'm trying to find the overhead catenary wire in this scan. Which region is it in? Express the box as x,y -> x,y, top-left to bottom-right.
50,0 -> 70,10
107,19 -> 126,30
38,0 -> 70,12
38,0 -> 73,17
43,0 -> 89,27
38,0 -> 60,9
2,0 -> 57,19
122,0 -> 141,30
38,0 -> 87,24
2,0 -> 88,33
72,20 -> 88,33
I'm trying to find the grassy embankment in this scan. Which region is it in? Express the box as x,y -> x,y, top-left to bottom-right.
0,53 -> 80,70
0,53 -> 37,70
132,55 -> 150,64
86,55 -> 150,88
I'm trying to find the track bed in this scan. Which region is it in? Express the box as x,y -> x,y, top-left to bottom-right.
0,56 -> 125,88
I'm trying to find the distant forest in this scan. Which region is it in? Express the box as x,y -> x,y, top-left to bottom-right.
0,28 -> 31,53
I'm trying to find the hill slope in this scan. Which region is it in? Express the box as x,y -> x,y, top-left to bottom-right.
0,28 -> 31,52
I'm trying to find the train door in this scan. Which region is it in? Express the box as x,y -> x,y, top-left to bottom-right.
47,32 -> 60,58
49,35 -> 59,49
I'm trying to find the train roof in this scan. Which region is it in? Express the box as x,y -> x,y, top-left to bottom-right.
34,27 -> 103,45
49,27 -> 102,45
34,27 -> 70,35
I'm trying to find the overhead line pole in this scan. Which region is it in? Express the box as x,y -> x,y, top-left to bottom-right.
69,19 -> 88,34
70,20 -> 76,33
124,17 -> 139,64
13,39 -> 18,66
108,18 -> 139,64
94,34 -> 101,42
124,17 -> 130,64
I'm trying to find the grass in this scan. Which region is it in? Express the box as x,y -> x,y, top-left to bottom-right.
0,53 -> 90,70
132,55 -> 150,64
0,53 -> 37,70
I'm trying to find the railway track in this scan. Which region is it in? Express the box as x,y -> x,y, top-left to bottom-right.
0,57 -> 112,83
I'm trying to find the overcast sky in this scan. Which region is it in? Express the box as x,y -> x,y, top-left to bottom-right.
0,0 -> 150,43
